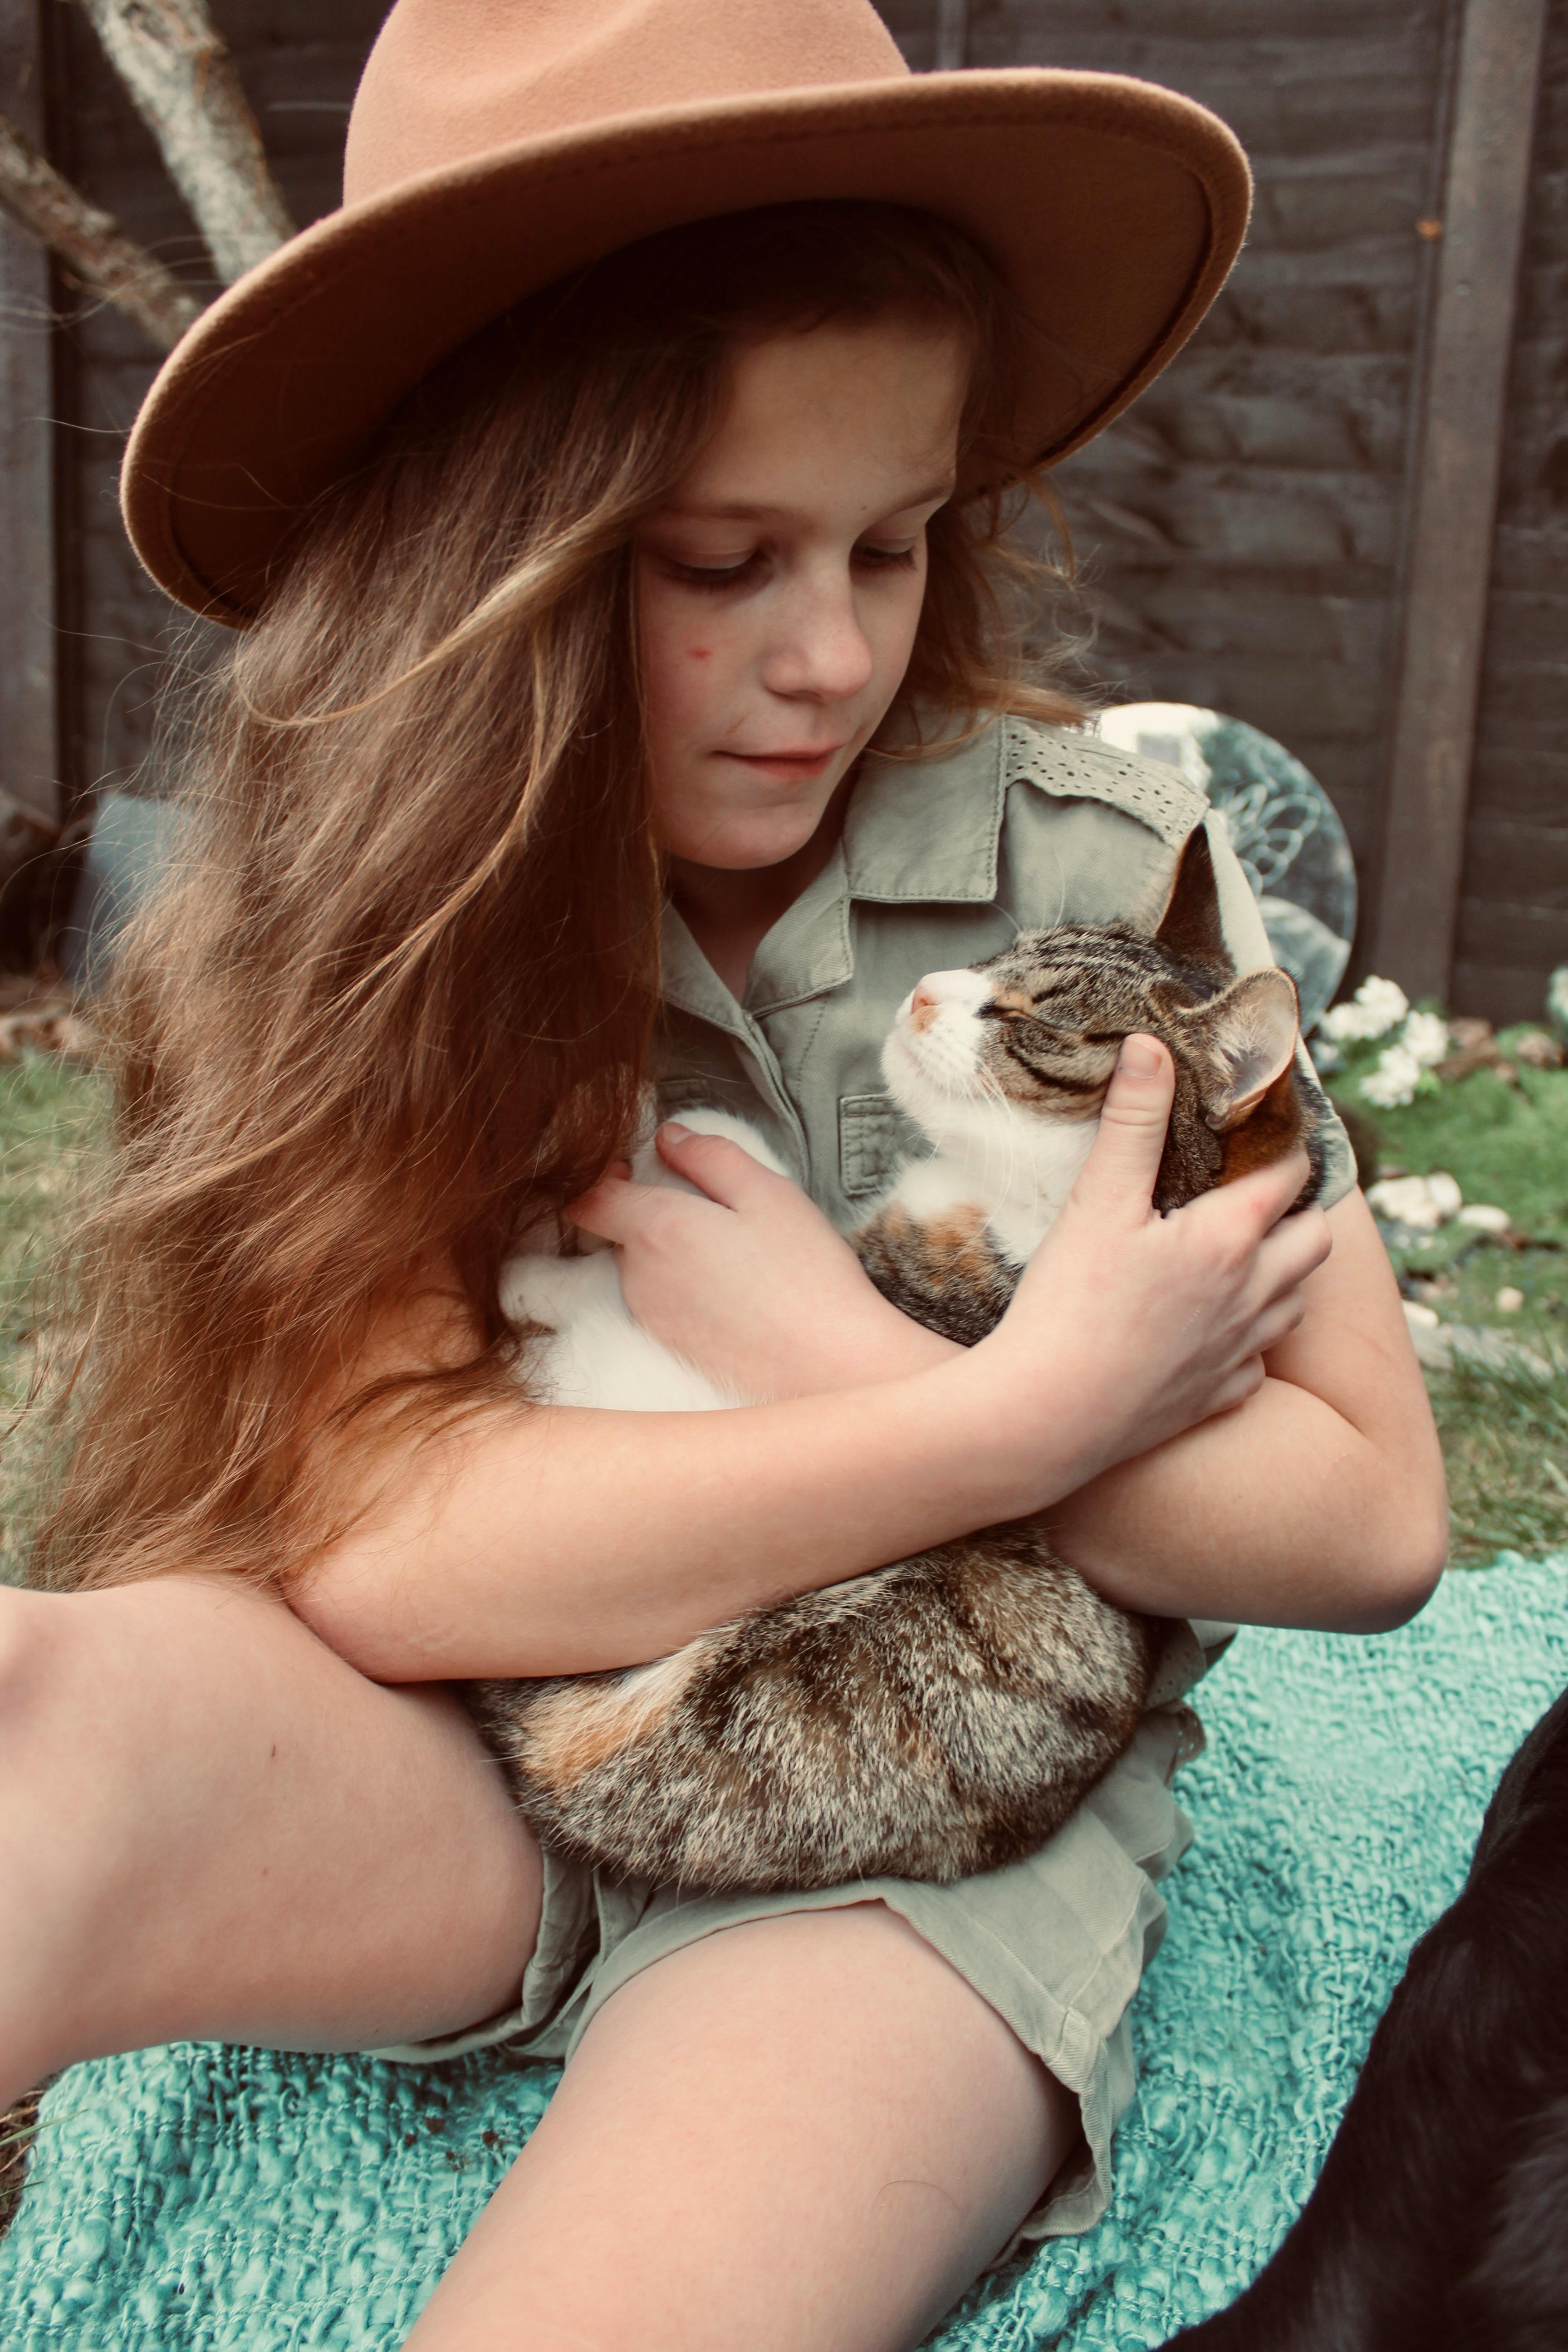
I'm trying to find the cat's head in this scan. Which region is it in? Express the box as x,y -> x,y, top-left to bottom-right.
882,828 -> 1307,1204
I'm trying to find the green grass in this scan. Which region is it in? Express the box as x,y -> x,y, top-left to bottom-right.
1338,1039 -> 1568,1243
0,1057 -> 107,1587
1329,1046 -> 1568,1562
1399,1228 -> 1568,1563
1426,1355 -> 1568,1563
1411,1241 -> 1565,1355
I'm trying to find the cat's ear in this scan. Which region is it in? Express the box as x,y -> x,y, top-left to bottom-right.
1153,823 -> 1230,971
1176,967 -> 1301,1131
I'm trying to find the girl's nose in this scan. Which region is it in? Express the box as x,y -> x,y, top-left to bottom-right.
762,575 -> 875,702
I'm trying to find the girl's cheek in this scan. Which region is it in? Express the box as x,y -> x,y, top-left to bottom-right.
656,647 -> 722,730
650,622 -> 740,731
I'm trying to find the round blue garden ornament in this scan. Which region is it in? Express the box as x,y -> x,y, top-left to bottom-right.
1094,704 -> 1357,1033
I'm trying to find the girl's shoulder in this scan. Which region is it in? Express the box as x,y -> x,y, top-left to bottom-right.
993,712 -> 1210,850
849,711 -> 1212,924
858,711 -> 1213,939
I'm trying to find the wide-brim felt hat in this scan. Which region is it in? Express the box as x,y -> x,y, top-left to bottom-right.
121,0 -> 1251,625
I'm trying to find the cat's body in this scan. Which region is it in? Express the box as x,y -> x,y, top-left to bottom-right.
470,831 -> 1325,1892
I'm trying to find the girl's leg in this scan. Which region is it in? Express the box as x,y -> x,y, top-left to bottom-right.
407,1903 -> 1080,2352
0,1574 -> 540,2107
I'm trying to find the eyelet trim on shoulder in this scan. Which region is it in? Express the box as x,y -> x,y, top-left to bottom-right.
1000,716 -> 1208,848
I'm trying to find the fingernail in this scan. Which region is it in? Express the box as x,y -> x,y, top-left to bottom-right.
660,1121 -> 692,1142
1120,1035 -> 1162,1077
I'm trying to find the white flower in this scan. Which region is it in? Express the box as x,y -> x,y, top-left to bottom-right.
1366,1170 -> 1461,1228
1321,975 -> 1411,1044
1369,1173 -> 1438,1226
1361,1043 -> 1423,1108
1401,1009 -> 1450,1069
1309,1036 -> 1343,1074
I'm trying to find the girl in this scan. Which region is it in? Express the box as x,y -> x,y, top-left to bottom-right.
3,2 -> 1446,2344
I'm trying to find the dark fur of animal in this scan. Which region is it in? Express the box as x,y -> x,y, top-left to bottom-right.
469,831 -> 1327,1893
1161,1681 -> 1568,2352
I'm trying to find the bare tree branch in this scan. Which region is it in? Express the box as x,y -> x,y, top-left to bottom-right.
0,112 -> 201,351
78,0 -> 294,284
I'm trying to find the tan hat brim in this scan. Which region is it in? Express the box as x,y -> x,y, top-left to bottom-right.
122,69 -> 1250,622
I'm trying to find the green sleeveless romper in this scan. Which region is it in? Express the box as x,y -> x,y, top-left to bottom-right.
372,716 -> 1355,2252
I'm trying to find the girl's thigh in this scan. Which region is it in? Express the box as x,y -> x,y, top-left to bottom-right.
0,1573 -> 540,2089
407,1902 -> 1080,2352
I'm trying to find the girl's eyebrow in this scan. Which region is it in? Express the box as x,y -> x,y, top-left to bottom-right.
658,476 -> 956,524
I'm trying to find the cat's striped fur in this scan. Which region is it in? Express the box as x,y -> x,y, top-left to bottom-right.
469,829 -> 1326,1892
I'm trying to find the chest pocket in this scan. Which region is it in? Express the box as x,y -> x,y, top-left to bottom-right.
838,1093 -> 911,1202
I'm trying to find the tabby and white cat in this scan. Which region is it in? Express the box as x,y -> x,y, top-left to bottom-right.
470,830 -> 1325,1892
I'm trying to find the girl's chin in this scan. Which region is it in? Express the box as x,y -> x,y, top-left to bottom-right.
664,811 -> 836,872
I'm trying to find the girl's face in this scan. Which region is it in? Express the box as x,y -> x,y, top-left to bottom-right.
635,319 -> 967,872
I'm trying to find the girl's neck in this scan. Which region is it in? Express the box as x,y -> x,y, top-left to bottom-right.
666,774 -> 854,1001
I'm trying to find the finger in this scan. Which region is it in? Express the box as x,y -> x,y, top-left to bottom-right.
1249,1291 -> 1310,1357
1252,1204 -> 1333,1300
1070,1035 -> 1175,1222
1175,1149 -> 1314,1248
654,1123 -> 781,1210
1224,1148 -> 1315,1231
567,1173 -> 665,1244
1208,1355 -> 1267,1417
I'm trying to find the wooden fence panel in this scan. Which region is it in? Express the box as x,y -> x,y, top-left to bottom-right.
46,0 -> 382,814
0,0 -> 58,823
1370,0 -> 1549,1006
1452,2 -> 1568,1022
30,0 -> 1568,1022
888,0 -> 1455,885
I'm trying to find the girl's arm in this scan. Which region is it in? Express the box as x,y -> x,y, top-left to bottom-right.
566,1059 -> 1446,1638
1044,1188 -> 1448,1632
295,1042 -> 1330,1680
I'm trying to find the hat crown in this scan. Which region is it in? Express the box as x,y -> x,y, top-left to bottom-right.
344,0 -> 910,206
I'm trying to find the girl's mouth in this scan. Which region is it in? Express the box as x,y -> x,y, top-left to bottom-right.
720,745 -> 848,781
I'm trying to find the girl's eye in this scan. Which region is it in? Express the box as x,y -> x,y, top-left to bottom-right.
662,553 -> 765,592
853,542 -> 918,573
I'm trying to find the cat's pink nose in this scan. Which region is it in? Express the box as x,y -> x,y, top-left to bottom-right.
909,981 -> 939,1033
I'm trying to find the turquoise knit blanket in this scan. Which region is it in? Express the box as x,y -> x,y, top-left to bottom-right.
5,1556 -> 1565,2349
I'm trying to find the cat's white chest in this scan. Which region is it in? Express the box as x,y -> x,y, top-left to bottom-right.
882,1113 -> 1098,1265
500,1249 -> 737,1412
499,1108 -> 787,1414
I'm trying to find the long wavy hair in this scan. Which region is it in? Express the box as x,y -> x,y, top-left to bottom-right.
34,200 -> 1087,1595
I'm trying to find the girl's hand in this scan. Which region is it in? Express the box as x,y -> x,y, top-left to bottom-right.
977,1034 -> 1332,1498
568,1127 -> 951,1400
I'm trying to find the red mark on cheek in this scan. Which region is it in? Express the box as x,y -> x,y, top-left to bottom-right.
687,644 -> 712,661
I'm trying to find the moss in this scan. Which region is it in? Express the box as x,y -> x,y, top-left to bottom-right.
0,1058 -> 107,1586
